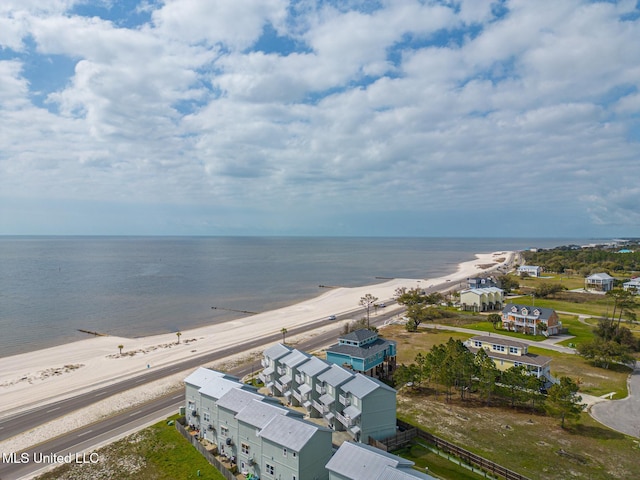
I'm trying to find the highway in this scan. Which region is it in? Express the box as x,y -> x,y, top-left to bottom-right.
0,306 -> 403,480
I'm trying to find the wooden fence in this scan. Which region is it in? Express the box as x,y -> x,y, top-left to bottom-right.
175,416 -> 236,480
371,419 -> 531,480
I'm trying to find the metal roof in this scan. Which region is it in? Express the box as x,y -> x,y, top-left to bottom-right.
216,388 -> 264,414
325,442 -> 421,480
234,398 -> 294,429
341,373 -> 396,398
281,349 -> 310,368
297,356 -> 331,376
258,415 -> 329,451
317,364 -> 354,387
199,376 -> 250,400
184,367 -> 228,388
263,343 -> 293,361
327,338 -> 393,361
339,328 -> 378,343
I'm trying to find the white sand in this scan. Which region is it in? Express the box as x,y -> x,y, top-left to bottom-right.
0,251 -> 512,454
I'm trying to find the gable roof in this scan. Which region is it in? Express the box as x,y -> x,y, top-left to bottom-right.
216,388 -> 267,414
263,343 -> 293,360
235,398 -> 298,429
281,349 -> 310,368
502,303 -> 556,320
326,442 -> 436,480
297,355 -> 331,377
317,364 -> 354,387
184,367 -> 230,388
199,376 -> 253,400
586,273 -> 614,281
258,414 -> 329,451
341,373 -> 396,398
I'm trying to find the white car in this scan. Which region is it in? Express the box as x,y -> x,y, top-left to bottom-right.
328,315 -> 337,320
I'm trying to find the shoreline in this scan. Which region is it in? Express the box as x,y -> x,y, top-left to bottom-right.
0,251 -> 512,456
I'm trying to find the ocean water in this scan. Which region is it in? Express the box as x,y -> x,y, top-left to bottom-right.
0,236 -> 594,357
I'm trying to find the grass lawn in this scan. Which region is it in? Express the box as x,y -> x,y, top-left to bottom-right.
392,442 -> 488,480
35,416 -> 226,480
396,393 -> 640,480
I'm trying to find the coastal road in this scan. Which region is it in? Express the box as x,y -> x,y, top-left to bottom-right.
0,306 -> 401,443
0,309 -> 404,480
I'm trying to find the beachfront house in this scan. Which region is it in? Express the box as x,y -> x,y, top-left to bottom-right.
517,265 -> 541,277
459,287 -> 504,312
278,349 -> 311,401
315,364 -> 355,430
326,442 -> 437,480
325,329 -> 397,379
623,277 -> 640,294
465,335 -> 552,381
501,303 -> 561,336
585,273 -> 615,292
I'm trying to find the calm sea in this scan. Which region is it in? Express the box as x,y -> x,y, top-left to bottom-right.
0,236 -> 595,357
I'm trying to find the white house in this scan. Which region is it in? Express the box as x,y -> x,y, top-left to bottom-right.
517,265 -> 541,277
459,287 -> 504,312
623,277 -> 640,294
585,273 -> 615,292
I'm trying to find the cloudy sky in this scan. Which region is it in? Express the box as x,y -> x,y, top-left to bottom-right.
1,0 -> 639,237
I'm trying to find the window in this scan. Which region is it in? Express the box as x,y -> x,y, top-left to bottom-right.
473,340 -> 482,348
266,463 -> 275,475
241,443 -> 250,455
188,401 -> 196,411
283,447 -> 287,457
492,344 -> 505,352
292,451 -> 297,458
221,426 -> 228,437
509,347 -> 518,354
203,412 -> 210,422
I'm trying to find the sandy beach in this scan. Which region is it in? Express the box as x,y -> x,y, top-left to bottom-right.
0,251 -> 512,454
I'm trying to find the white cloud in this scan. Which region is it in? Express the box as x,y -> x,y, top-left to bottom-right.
0,0 -> 639,235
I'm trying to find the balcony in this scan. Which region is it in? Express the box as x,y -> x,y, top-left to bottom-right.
277,366 -> 286,376
292,391 -> 302,403
295,374 -> 303,384
335,411 -> 353,427
261,358 -> 269,368
338,394 -> 351,406
312,399 -> 328,414
315,384 -> 326,395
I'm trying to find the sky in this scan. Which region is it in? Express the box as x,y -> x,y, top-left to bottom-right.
1,0 -> 639,237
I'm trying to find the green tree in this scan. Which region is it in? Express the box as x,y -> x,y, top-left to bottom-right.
176,332 -> 182,344
394,364 -> 420,388
280,327 -> 288,344
545,377 -> 586,428
497,275 -> 519,293
487,313 -> 502,329
577,337 -> 634,369
118,344 -> 124,355
474,348 -> 499,405
359,293 -> 379,327
395,287 -> 424,306
500,366 -> 530,408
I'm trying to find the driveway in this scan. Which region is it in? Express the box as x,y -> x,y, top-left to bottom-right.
590,364 -> 640,438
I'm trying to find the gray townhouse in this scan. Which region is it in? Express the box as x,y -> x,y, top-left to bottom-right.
326,442 -> 437,480
258,414 -> 333,480
278,348 -> 311,400
260,343 -> 293,395
292,355 -> 331,414
336,374 -> 397,442
315,364 -> 355,431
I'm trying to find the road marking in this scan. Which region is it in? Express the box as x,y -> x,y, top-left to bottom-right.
46,407 -> 60,413
171,395 -> 182,400
129,410 -> 143,417
77,430 -> 93,437
95,392 -> 106,397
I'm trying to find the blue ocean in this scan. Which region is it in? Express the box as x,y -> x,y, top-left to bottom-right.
0,236 -> 594,357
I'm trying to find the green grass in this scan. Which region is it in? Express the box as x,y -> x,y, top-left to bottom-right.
393,442 -> 488,480
36,416 -> 226,480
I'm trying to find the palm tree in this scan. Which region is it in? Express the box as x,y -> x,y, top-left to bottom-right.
118,344 -> 124,355
281,327 -> 288,344
176,332 -> 182,344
